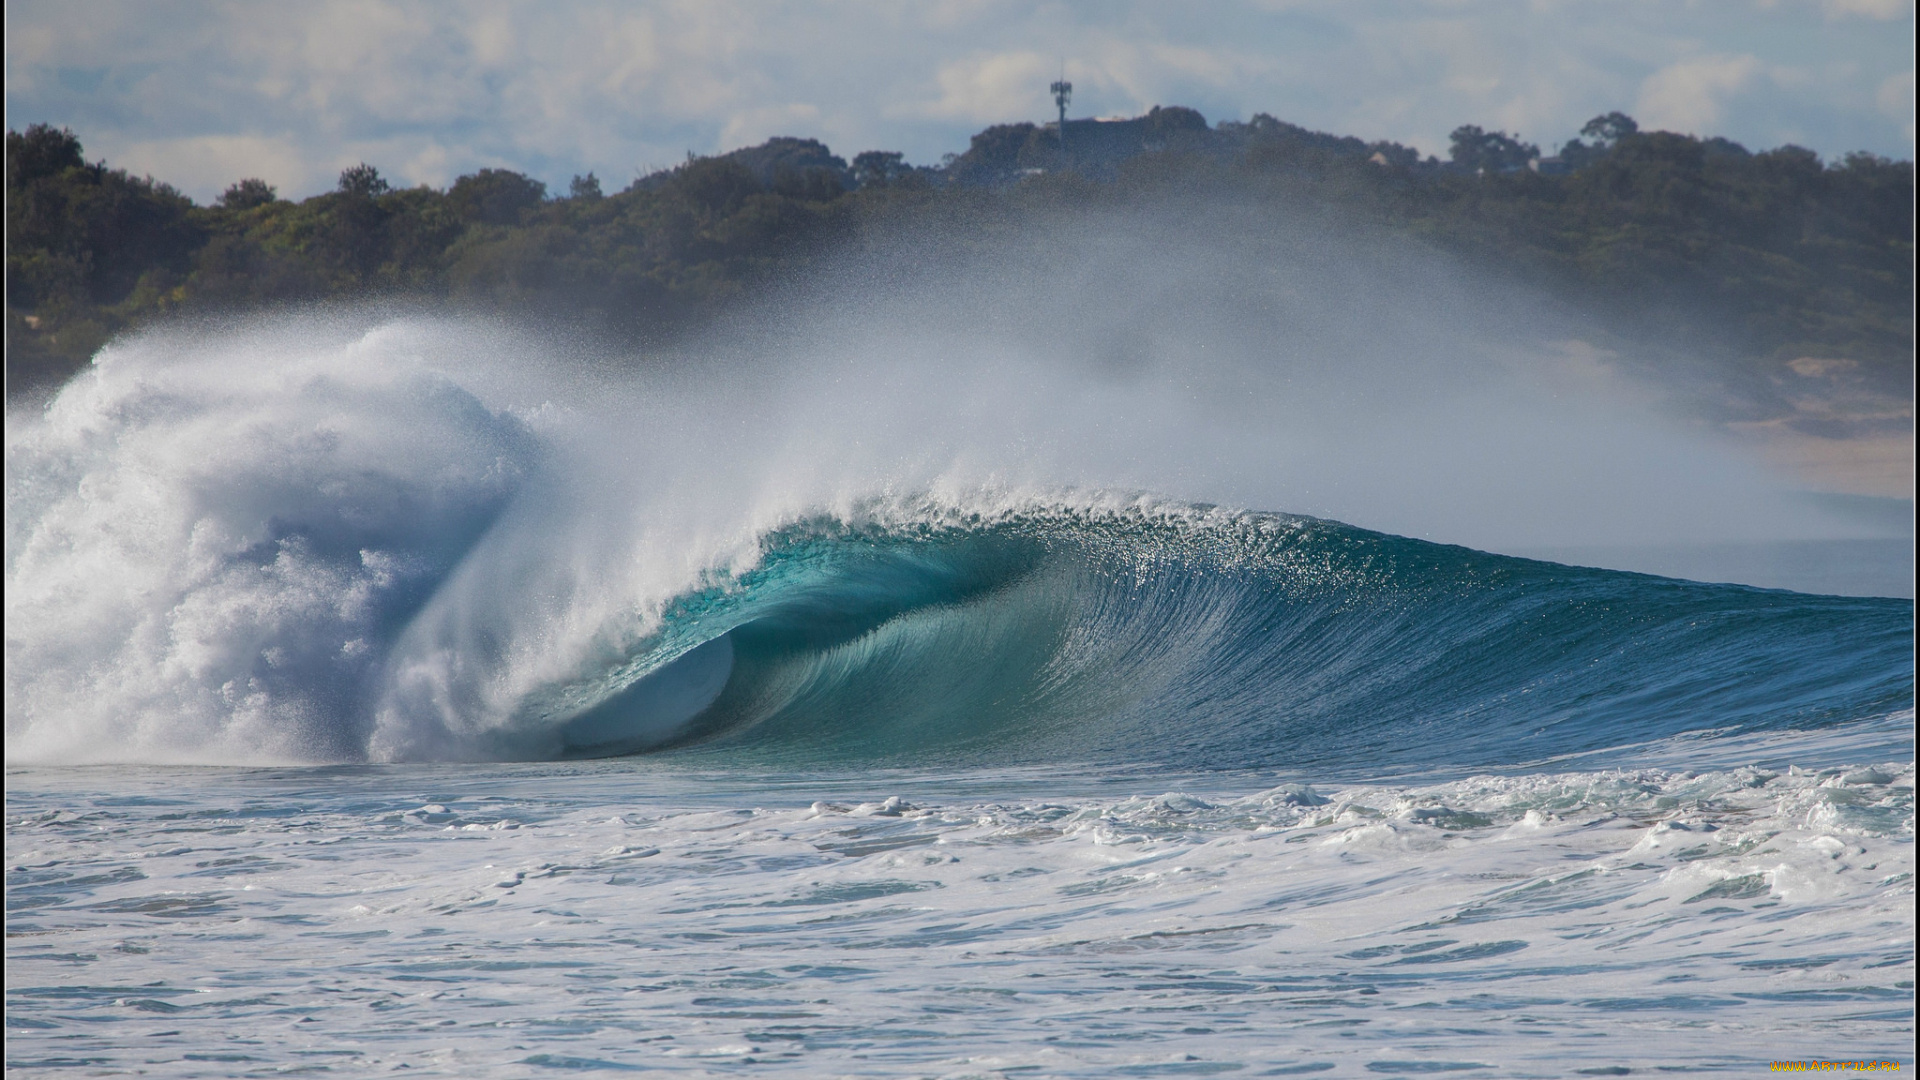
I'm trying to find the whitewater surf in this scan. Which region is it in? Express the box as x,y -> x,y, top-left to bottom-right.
5,309 -> 1912,1077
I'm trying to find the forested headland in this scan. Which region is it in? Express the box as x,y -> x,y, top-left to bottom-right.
5,109 -> 1912,436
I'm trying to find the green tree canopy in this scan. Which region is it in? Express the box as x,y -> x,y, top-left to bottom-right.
218,178 -> 278,210
1449,125 -> 1540,173
6,124 -> 86,188
337,163 -> 390,198
449,168 -> 547,224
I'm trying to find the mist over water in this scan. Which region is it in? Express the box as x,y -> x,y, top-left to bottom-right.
4,202 -> 1906,767
718,202 -> 1857,552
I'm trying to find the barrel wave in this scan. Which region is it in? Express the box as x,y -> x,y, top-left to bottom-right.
4,317 -> 1910,769
541,508 -> 1911,771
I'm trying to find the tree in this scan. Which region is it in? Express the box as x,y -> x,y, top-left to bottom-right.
1556,113 -> 1642,170
1143,105 -> 1208,139
322,167 -> 395,280
6,124 -> 86,189
1701,137 -> 1750,159
6,124 -> 200,391
724,137 -> 848,189
219,178 -> 278,210
661,157 -> 762,221
1449,125 -> 1540,173
1580,112 -> 1639,148
337,163 -> 389,198
569,173 -> 603,200
949,123 -> 1038,185
449,168 -> 547,224
851,151 -> 908,188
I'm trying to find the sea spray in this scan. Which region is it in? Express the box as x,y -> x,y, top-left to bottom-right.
6,312 -> 1911,766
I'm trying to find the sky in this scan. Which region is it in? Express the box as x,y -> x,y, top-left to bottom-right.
5,0 -> 1915,204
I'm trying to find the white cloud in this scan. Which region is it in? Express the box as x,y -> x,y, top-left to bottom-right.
1879,69 -> 1917,142
912,51 -> 1057,123
106,134 -> 316,197
1635,55 -> 1766,134
720,102 -> 825,151
1082,37 -> 1267,118
1822,0 -> 1913,18
397,143 -> 457,192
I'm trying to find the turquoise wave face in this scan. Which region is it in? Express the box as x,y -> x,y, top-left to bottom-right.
543,508 -> 1913,772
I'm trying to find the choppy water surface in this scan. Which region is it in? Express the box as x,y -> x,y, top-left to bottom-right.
7,726 -> 1913,1077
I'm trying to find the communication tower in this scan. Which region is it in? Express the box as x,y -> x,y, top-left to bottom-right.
1051,77 -> 1072,152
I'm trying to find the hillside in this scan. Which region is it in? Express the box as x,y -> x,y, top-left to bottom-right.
6,110 -> 1912,448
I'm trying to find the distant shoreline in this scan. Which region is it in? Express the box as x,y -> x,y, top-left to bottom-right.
8,113 -> 1912,457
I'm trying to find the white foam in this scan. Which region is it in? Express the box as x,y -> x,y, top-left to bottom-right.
5,757 -> 1910,1074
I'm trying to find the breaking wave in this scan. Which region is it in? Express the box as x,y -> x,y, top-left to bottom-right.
5,318 -> 1909,768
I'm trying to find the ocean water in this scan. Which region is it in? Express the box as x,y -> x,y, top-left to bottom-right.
7,741 -> 1914,1078
6,317 -> 1914,1076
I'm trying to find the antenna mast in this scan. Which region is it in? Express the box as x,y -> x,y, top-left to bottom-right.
1050,75 -> 1072,153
